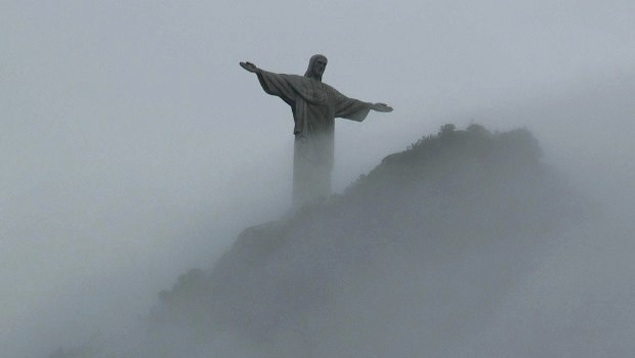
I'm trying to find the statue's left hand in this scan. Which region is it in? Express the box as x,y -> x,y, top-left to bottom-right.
371,103 -> 393,112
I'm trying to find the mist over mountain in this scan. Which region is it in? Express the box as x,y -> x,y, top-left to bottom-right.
51,124 -> 594,357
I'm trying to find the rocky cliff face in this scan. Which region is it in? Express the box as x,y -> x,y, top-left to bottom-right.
144,124 -> 584,357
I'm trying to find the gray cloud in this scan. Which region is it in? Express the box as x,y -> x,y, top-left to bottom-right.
2,1 -> 634,356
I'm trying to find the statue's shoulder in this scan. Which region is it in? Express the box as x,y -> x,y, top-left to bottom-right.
270,72 -> 303,80
322,82 -> 343,96
260,70 -> 301,79
273,73 -> 307,85
323,82 -> 337,91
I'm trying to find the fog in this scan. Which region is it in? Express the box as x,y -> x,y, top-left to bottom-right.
2,1 -> 634,357
450,77 -> 635,356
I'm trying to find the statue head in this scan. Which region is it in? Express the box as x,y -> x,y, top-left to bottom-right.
304,54 -> 327,81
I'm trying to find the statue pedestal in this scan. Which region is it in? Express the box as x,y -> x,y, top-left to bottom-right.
292,135 -> 332,209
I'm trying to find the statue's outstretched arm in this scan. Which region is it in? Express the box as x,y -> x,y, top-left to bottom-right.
370,103 -> 393,112
239,61 -> 260,74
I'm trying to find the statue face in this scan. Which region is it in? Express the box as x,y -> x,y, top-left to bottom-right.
312,58 -> 327,78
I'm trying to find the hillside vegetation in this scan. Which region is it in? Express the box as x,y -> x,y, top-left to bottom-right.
52,124 -> 585,357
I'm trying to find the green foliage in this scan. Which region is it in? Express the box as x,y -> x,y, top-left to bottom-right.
154,123 -> 581,337
58,123 -> 584,357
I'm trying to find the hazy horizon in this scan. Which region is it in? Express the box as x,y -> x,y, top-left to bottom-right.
2,1 -> 634,356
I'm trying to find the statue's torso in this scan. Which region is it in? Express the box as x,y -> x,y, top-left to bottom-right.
293,78 -> 337,137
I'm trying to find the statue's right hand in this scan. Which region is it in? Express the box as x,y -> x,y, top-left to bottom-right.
371,103 -> 393,113
240,61 -> 258,73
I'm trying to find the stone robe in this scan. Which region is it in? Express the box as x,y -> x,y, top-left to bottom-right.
256,70 -> 372,208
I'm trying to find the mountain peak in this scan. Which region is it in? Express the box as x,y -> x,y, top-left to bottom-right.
53,124 -> 586,357
146,124 -> 584,357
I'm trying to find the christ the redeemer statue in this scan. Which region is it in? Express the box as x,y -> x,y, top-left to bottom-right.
240,55 -> 392,209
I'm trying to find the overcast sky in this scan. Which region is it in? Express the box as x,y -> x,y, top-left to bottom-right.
2,1 -> 635,356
